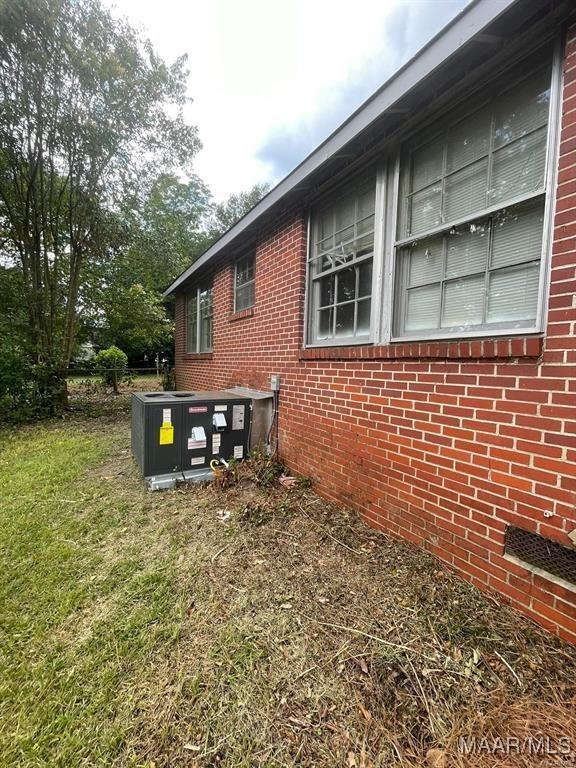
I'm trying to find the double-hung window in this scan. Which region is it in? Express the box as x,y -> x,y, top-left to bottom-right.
307,177 -> 376,345
234,254 -> 255,311
186,283 -> 213,353
393,63 -> 553,339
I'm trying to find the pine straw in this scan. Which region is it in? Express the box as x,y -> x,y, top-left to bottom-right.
99,455 -> 576,768
444,698 -> 576,767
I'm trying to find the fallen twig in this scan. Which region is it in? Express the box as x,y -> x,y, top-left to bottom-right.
211,543 -> 232,562
494,650 -> 522,686
293,640 -> 352,682
271,528 -> 299,538
301,615 -> 442,664
299,504 -> 363,555
407,654 -> 437,737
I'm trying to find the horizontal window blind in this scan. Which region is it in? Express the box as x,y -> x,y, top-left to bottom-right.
396,199 -> 545,335
398,66 -> 551,240
393,61 -> 552,340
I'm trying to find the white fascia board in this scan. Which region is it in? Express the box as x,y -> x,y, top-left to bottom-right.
164,0 -> 520,297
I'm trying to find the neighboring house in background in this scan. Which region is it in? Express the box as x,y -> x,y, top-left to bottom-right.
165,0 -> 576,643
72,341 -> 96,364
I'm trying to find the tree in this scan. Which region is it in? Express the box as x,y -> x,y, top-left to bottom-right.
122,172 -> 213,293
0,0 -> 200,378
77,177 -> 270,363
76,172 -> 210,361
208,183 -> 271,239
0,262 -> 28,346
93,283 -> 173,360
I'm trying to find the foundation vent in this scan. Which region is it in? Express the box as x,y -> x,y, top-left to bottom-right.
505,526 -> 576,586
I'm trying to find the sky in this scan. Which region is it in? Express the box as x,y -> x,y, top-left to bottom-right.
104,0 -> 469,202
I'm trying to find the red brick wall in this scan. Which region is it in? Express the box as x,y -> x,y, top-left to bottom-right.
175,26 -> 576,644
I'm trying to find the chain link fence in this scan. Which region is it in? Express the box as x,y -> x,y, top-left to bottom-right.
66,365 -> 174,393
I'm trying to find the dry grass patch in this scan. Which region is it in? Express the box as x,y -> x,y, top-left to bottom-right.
118,462 -> 576,768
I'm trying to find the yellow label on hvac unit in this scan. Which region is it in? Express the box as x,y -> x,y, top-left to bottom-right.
159,422 -> 174,445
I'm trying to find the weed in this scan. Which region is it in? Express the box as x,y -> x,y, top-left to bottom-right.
246,446 -> 284,487
237,501 -> 271,526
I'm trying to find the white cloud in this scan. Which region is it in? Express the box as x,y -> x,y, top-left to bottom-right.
104,0 -> 468,200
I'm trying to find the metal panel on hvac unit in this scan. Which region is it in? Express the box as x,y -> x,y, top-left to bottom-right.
225,387 -> 274,450
182,394 -> 250,470
132,391 -> 182,477
131,391 -> 251,489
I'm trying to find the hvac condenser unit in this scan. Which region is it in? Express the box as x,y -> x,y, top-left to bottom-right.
131,391 -> 251,489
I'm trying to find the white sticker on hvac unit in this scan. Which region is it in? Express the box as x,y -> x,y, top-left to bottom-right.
190,456 -> 205,466
212,434 -> 221,454
232,404 -> 245,430
233,445 -> 244,459
188,426 -> 206,450
162,408 -> 172,424
214,404 -> 228,412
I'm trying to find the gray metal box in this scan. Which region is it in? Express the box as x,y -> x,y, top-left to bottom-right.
225,387 -> 274,450
131,391 -> 251,486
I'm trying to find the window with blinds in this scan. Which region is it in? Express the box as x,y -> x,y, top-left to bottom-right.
393,64 -> 552,338
307,177 -> 376,344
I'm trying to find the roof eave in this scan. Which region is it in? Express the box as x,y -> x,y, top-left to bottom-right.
163,0 -> 521,298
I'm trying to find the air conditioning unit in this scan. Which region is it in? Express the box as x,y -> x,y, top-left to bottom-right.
131,391 -> 251,489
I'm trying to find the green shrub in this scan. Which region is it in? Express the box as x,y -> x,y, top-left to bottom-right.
0,345 -> 64,422
94,346 -> 128,392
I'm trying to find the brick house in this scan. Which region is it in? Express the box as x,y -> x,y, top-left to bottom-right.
165,0 -> 576,643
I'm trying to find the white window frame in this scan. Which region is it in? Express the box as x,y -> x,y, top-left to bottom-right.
234,254 -> 256,312
304,171 -> 385,347
390,54 -> 560,342
185,283 -> 213,354
302,39 -> 562,349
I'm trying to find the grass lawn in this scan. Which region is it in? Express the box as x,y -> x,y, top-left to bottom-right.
1,383 -> 575,767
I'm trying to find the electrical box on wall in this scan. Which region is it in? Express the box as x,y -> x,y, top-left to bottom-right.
131,391 -> 251,489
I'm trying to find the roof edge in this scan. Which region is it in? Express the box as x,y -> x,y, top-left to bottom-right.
164,0 -> 520,297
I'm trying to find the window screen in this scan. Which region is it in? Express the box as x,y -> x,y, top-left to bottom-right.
394,64 -> 551,338
308,177 -> 376,344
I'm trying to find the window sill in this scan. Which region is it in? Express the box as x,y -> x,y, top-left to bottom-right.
182,352 -> 213,360
299,336 -> 543,361
229,307 -> 255,322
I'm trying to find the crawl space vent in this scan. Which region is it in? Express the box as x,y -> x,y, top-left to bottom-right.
505,526 -> 576,585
